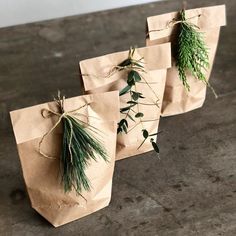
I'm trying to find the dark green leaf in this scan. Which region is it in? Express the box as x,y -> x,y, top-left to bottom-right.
119,119 -> 126,126
131,91 -> 139,101
127,71 -> 135,86
142,129 -> 149,138
119,85 -> 131,96
120,106 -> 131,112
152,142 -> 160,153
131,91 -> 145,100
123,119 -> 128,128
117,127 -> 122,133
135,112 -> 144,118
118,59 -> 131,67
133,70 -> 142,82
127,101 -> 137,105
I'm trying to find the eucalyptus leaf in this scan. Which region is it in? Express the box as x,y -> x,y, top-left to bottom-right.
119,85 -> 131,96
135,112 -> 144,118
123,119 -> 128,128
133,71 -> 142,82
151,142 -> 160,153
131,92 -> 139,101
127,71 -> 136,86
142,129 -> 149,139
117,127 -> 122,133
119,119 -> 126,126
127,101 -> 137,105
120,106 -> 132,112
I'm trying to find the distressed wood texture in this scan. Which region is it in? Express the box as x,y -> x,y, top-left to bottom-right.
0,0 -> 235,235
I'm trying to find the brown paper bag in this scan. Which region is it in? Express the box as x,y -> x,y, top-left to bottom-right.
10,91 -> 120,227
147,5 -> 226,116
80,44 -> 171,160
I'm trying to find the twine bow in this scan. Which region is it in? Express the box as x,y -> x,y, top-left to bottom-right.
38,92 -> 88,160
38,92 -> 108,194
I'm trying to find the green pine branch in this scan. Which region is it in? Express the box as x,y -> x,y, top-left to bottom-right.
61,113 -> 107,194
176,10 -> 209,91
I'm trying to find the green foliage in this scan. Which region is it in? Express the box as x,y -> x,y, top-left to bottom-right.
176,10 -> 209,90
137,129 -> 160,154
61,112 -> 107,194
117,68 -> 145,133
119,85 -> 131,96
135,112 -> 144,118
117,47 -> 160,154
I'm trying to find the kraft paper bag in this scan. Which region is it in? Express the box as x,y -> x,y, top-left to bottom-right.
10,91 -> 120,227
80,44 -> 171,160
146,5 -> 226,116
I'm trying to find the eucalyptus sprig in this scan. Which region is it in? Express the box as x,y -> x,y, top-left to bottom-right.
117,47 -> 160,154
175,9 -> 209,91
39,92 -> 108,195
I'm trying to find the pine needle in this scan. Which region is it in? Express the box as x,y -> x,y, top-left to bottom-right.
176,10 -> 209,90
61,115 -> 108,194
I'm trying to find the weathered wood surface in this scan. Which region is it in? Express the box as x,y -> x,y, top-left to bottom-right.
0,0 -> 235,235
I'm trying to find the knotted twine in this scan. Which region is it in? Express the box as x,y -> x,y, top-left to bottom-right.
38,92 -> 107,196
81,47 -> 146,80
39,93 -> 88,160
146,12 -> 218,98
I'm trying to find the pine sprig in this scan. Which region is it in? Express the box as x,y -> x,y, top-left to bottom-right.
61,115 -> 107,194
176,10 -> 209,90
39,93 -> 108,195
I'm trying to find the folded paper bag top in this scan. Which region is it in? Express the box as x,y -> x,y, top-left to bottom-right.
79,44 -> 171,160
80,43 -> 171,91
10,91 -> 120,227
146,5 -> 226,116
147,5 -> 226,41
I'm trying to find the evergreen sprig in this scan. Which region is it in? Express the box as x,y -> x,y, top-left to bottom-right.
176,10 -> 209,90
40,93 -> 108,195
61,115 -> 107,194
117,47 -> 160,154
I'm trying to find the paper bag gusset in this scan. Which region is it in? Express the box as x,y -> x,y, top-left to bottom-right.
80,44 -> 171,160
10,91 -> 119,227
147,5 -> 226,116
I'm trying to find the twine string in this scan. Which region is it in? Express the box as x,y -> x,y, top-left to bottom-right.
147,14 -> 201,37
38,97 -> 88,160
81,52 -> 146,80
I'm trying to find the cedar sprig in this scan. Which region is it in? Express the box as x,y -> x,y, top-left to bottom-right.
54,94 -> 108,194
117,47 -> 160,154
176,9 -> 209,90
